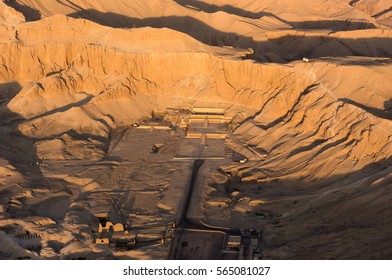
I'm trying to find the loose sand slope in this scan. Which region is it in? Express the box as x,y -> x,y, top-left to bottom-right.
0,0 -> 391,259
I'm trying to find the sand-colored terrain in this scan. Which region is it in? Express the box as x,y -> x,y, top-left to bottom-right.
0,0 -> 391,259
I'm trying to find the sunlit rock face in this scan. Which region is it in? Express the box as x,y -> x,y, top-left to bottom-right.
0,0 -> 391,260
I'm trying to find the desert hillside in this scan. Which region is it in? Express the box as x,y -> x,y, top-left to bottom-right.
0,0 -> 391,260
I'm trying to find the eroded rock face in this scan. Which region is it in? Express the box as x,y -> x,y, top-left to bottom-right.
2,16 -> 390,165
0,0 -> 391,259
347,0 -> 392,28
0,1 -> 25,24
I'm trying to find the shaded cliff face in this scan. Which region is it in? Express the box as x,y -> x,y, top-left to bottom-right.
0,1 -> 391,260
345,0 -> 392,28
0,16 -> 301,130
1,16 -> 390,163
4,0 -> 392,60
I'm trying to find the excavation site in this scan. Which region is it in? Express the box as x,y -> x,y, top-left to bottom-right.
0,0 -> 392,260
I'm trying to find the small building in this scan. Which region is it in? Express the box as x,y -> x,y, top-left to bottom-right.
192,107 -> 226,115
95,220 -> 136,247
111,231 -> 136,247
223,231 -> 242,254
232,153 -> 247,163
222,230 -> 262,260
98,221 -> 124,233
95,237 -> 110,245
227,235 -> 241,250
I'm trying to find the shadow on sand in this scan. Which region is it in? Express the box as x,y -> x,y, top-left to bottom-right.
66,10 -> 390,63
3,0 -> 41,21
0,82 -> 22,106
211,156 -> 392,259
173,0 -> 286,20
0,81 -> 46,178
339,98 -> 392,120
